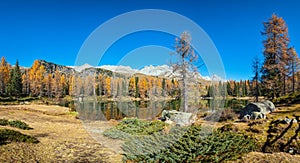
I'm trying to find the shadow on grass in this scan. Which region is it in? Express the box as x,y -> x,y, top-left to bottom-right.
262,115 -> 300,153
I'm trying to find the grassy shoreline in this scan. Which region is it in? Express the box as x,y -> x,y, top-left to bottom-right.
0,104 -> 121,162
0,98 -> 299,162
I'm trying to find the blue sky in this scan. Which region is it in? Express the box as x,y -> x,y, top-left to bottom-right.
0,0 -> 299,80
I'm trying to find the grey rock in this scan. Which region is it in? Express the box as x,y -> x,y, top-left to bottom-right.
262,100 -> 276,112
240,100 -> 275,119
283,117 -> 298,124
251,111 -> 266,120
161,110 -> 193,126
241,114 -> 251,121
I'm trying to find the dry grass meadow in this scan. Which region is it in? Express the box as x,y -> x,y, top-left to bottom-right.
0,103 -> 299,162
0,104 -> 122,163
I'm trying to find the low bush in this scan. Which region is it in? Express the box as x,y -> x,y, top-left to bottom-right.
0,119 -> 32,130
0,129 -> 39,145
219,123 -> 239,133
273,92 -> 300,104
103,118 -> 166,140
18,97 -> 37,102
0,97 -> 15,102
8,120 -> 32,130
0,119 -> 9,126
68,101 -> 76,112
219,108 -> 239,122
122,125 -> 258,162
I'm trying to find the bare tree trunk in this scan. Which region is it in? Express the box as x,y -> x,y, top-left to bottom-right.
182,59 -> 188,112
283,75 -> 286,95
182,73 -> 188,112
292,61 -> 295,93
255,72 -> 259,102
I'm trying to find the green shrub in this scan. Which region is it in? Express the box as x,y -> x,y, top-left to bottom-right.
68,101 -> 76,112
273,92 -> 300,104
0,119 -> 9,126
18,96 -> 37,102
0,129 -> 39,145
0,97 -> 15,102
103,118 -> 166,140
8,120 -> 32,130
219,123 -> 239,132
122,125 -> 258,162
219,108 -> 239,122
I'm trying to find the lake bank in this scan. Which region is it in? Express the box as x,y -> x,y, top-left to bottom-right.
0,101 -> 299,162
0,104 -> 122,162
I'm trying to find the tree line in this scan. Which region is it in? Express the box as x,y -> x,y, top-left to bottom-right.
1,14 -> 299,101
0,57 -> 183,99
207,80 -> 259,98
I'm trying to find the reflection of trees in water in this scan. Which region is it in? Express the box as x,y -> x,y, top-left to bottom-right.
76,99 -> 248,121
76,100 -> 181,121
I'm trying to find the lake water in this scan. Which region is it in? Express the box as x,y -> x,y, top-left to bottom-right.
76,98 -> 249,121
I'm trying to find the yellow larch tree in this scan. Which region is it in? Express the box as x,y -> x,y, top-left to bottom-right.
60,74 -> 67,96
0,57 -> 10,95
128,77 -> 136,97
29,60 -> 45,96
104,77 -> 111,97
68,75 -> 75,96
138,77 -> 148,98
22,70 -> 30,95
44,73 -> 53,97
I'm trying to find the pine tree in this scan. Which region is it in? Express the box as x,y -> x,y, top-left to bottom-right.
7,60 -> 22,96
252,56 -> 261,101
287,47 -> 299,93
135,76 -> 139,98
261,14 -> 290,98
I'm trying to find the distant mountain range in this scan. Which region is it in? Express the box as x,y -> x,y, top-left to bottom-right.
34,60 -> 215,81
71,64 -> 212,80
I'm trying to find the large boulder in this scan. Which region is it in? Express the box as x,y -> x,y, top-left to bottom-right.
240,100 -> 275,118
161,110 -> 193,126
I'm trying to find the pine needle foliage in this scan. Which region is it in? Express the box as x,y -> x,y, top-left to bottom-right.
103,118 -> 166,140
121,125 -> 257,162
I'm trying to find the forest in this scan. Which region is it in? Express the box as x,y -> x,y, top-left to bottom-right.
1,13 -> 300,162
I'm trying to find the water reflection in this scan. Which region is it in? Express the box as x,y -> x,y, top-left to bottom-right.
76,100 -> 181,121
76,98 -> 248,121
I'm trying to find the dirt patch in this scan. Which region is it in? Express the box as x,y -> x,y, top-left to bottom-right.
235,152 -> 300,163
83,120 -> 124,154
0,105 -> 122,162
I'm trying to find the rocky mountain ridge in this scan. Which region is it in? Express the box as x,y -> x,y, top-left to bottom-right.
32,60 -> 213,81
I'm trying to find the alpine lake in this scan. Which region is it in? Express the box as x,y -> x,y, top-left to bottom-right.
75,97 -> 249,121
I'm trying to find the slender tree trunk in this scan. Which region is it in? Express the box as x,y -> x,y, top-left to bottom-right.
292,61 -> 295,93
182,58 -> 188,112
255,72 -> 259,102
283,75 -> 286,95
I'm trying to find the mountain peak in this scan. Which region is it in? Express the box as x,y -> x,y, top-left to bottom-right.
68,63 -> 92,72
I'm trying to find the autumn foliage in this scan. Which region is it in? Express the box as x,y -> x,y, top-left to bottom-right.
0,58 -> 183,99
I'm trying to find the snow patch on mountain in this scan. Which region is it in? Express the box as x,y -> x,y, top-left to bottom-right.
98,65 -> 138,74
139,65 -> 173,76
68,63 -> 92,72
69,63 -> 217,81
